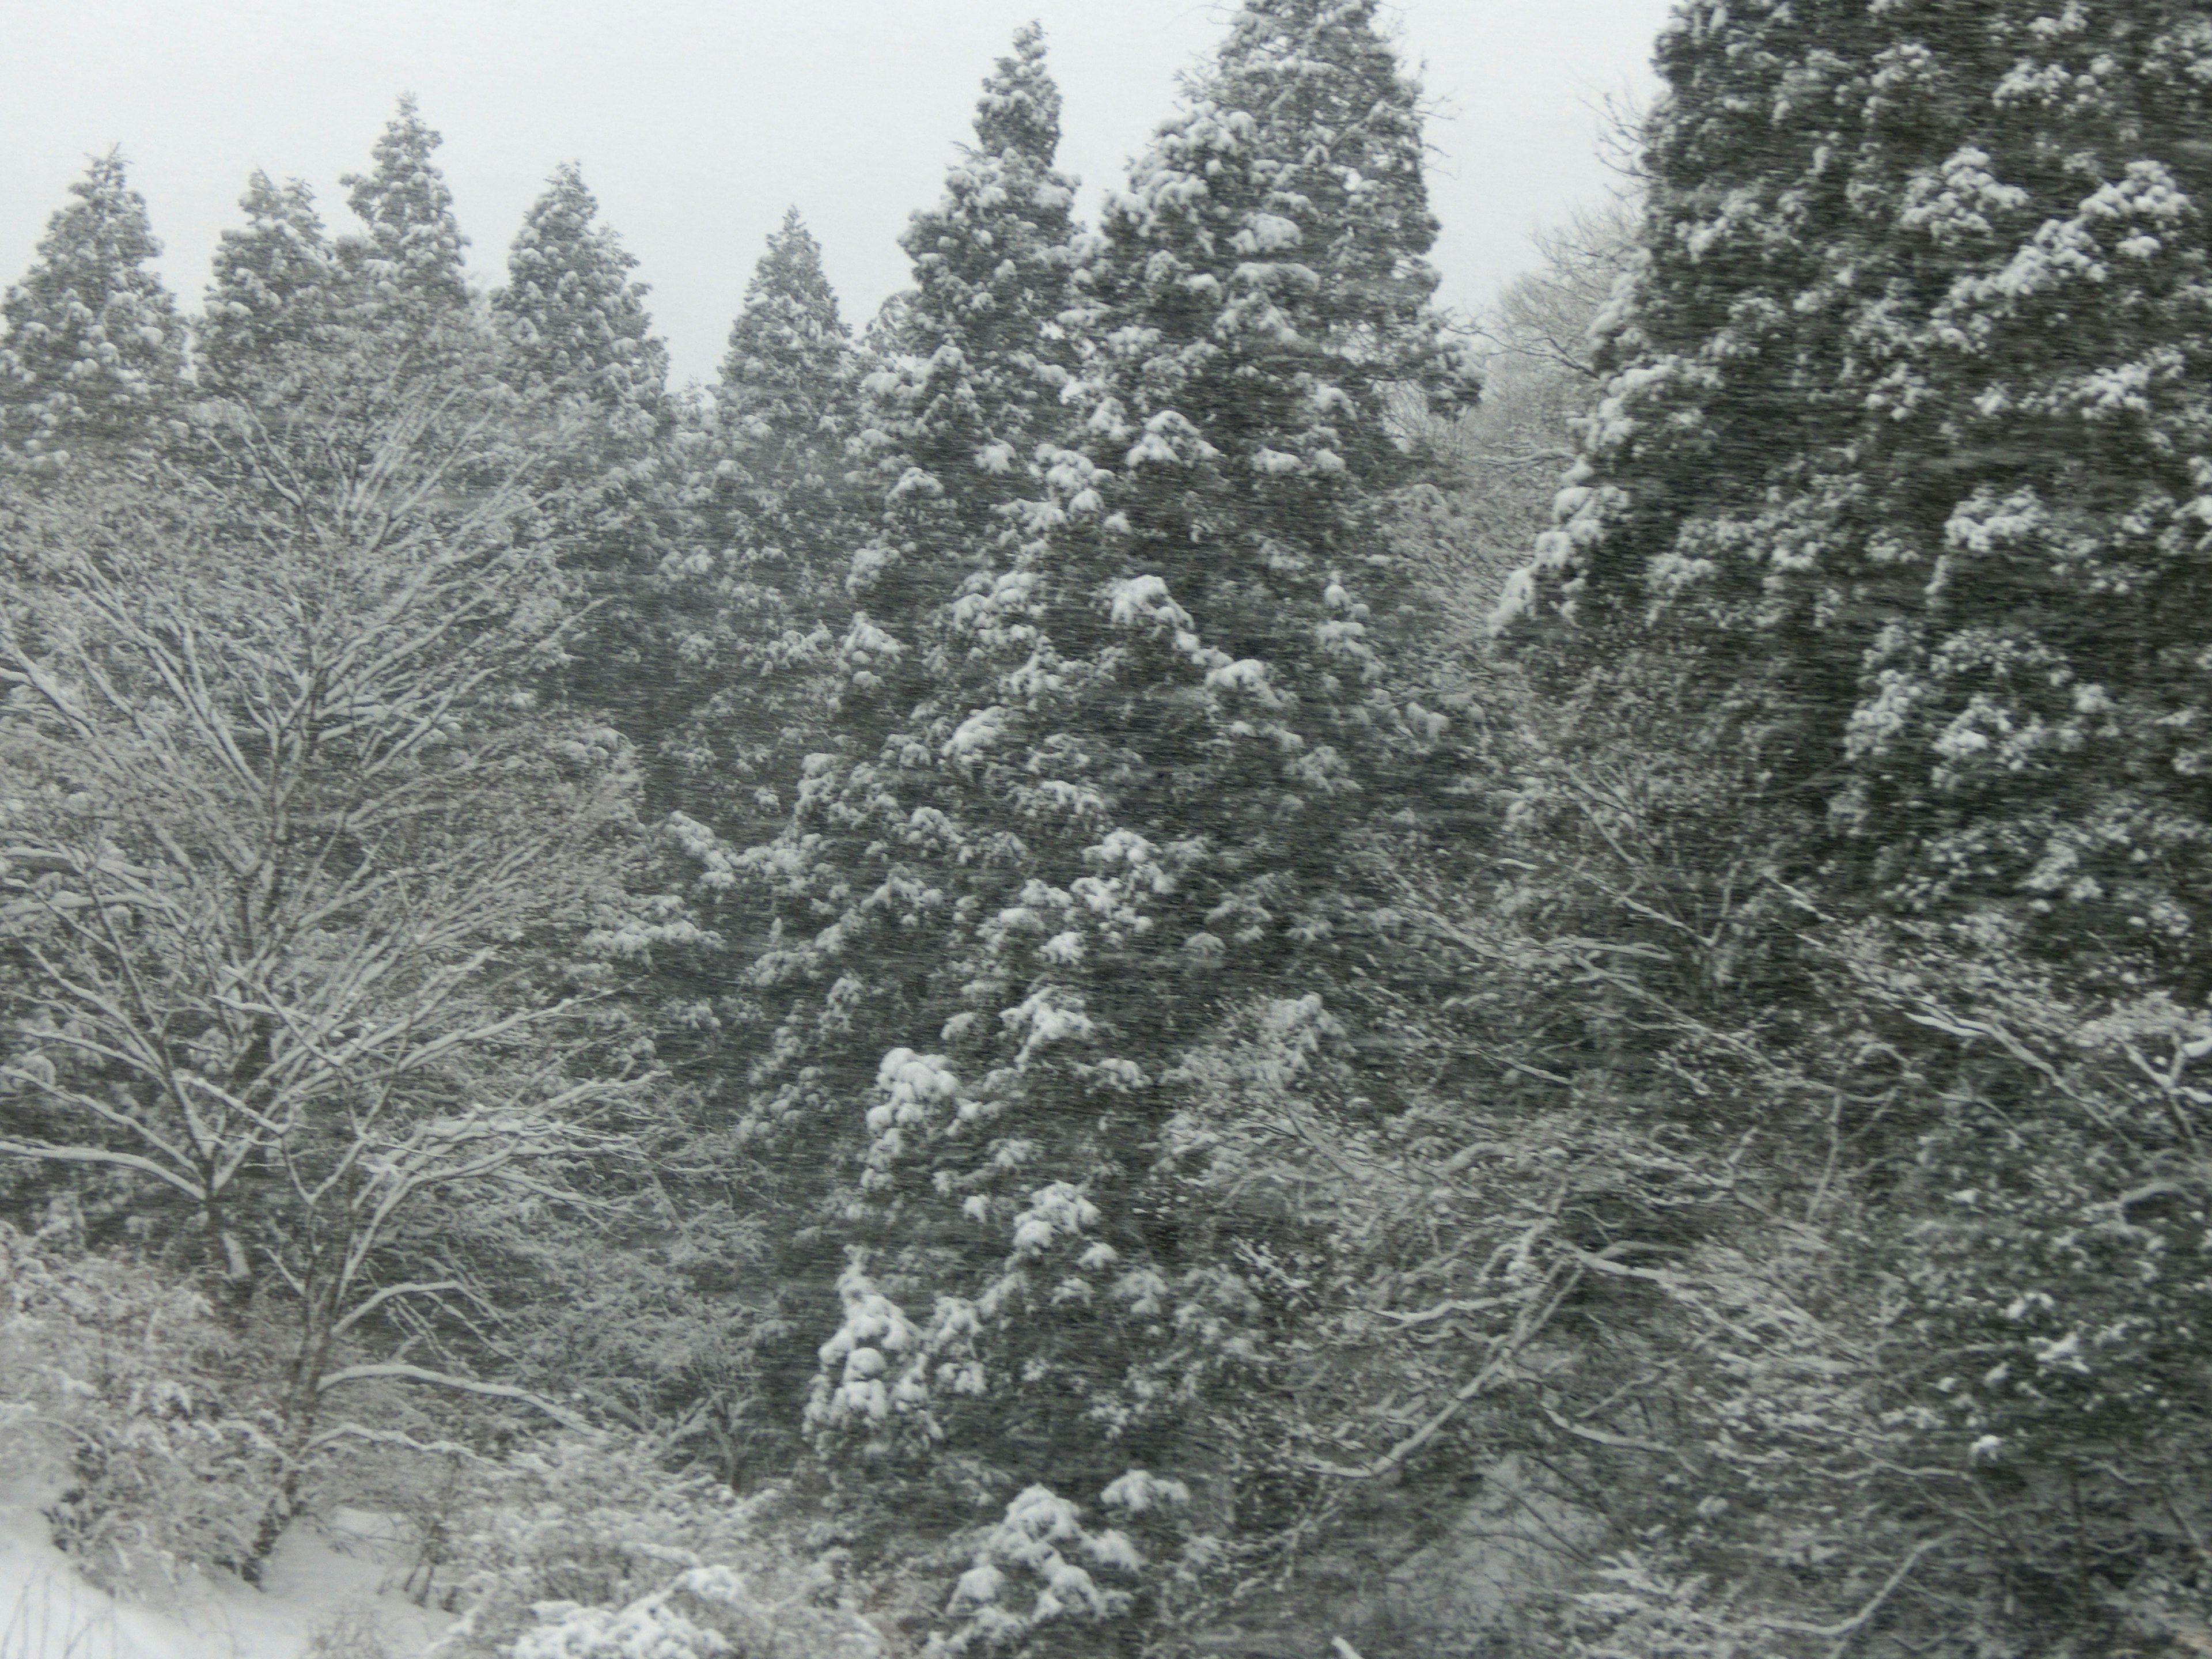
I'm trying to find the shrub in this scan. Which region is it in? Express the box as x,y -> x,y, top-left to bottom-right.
430,1432 -> 890,1659
0,1221 -> 282,1589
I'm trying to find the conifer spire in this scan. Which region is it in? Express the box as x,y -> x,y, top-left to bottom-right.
972,20 -> 1062,163
497,162 -> 668,418
339,95 -> 471,327
732,10 -> 1464,1643
0,151 -> 183,463
199,171 -> 333,397
847,21 -> 1082,612
719,208 -> 850,440
650,209 -> 857,847
711,206 -> 857,596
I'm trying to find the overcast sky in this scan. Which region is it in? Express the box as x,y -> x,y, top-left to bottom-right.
1,0 -> 1672,385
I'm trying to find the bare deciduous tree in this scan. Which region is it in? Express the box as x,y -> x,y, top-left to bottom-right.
0,412 -> 680,1571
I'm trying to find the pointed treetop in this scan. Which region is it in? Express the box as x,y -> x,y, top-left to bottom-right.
199,171 -> 333,390
1126,0 -> 1435,249
1088,0 -> 1449,501
740,209 -> 839,327
340,94 -> 471,318
854,18 -> 1082,574
974,21 -> 1062,163
719,208 -> 850,416
497,161 -> 667,414
1,149 -> 182,459
895,24 -> 1078,334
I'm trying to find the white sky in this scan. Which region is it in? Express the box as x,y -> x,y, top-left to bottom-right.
1,0 -> 1672,386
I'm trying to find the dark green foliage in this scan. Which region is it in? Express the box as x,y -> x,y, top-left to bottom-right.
1504,0 -> 2212,988
849,21 -> 1084,624
0,152 -> 183,466
3,8 -> 2208,1656
197,171 -> 335,399
653,211 -> 859,832
493,164 -> 684,766
720,7 -> 1472,1642
339,94 -> 473,340
498,162 -> 669,425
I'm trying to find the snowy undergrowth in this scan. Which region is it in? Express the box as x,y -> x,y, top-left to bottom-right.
0,1220 -> 282,1592
0,1483 -> 451,1659
425,1437 -> 892,1659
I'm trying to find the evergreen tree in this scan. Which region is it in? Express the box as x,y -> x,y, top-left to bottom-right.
1499,0 -> 2212,989
729,2 -> 1464,1638
715,207 -> 857,566
0,152 -> 183,465
656,212 -> 859,830
337,95 -> 473,345
496,162 -> 668,426
849,20 -> 1083,614
491,165 -> 692,810
835,22 -> 1086,822
196,172 -> 335,401
182,107 -> 537,596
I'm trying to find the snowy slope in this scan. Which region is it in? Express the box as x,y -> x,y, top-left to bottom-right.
0,1482 -> 453,1659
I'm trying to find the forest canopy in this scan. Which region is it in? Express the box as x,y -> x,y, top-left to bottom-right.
2,3 -> 2210,1657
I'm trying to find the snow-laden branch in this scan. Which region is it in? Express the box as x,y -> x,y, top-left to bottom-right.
314,1362 -> 593,1431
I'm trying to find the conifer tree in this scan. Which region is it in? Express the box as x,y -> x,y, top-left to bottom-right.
196,172 -> 335,401
492,164 -> 691,797
497,162 -> 668,426
336,95 -> 473,346
1498,0 -> 2212,988
183,106 -> 536,591
828,24 -> 1086,837
849,21 -> 1083,618
715,207 -> 856,563
0,152 -> 183,465
657,212 -> 858,831
729,2 -> 1465,1635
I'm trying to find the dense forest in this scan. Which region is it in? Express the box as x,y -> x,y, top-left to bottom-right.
2,1 -> 2210,1655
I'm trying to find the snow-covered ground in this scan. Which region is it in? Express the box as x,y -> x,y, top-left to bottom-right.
0,1483 -> 453,1659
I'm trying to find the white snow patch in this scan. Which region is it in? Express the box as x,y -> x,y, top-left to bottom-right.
0,1481 -> 453,1659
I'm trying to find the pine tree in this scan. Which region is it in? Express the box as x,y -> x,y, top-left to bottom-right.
729,2 -> 1465,1635
1498,0 -> 2212,989
656,212 -> 858,830
496,162 -> 668,425
336,95 -> 473,347
715,207 -> 857,560
0,151 -> 183,465
853,20 -> 1082,602
196,172 -> 335,401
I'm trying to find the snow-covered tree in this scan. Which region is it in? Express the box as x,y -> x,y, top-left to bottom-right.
813,24 -> 1089,883
0,152 -> 183,465
490,163 -> 681,749
652,211 -> 859,832
497,162 -> 668,425
728,1 -> 1467,1634
1387,198 -> 1639,637
848,22 -> 1084,620
711,207 -> 858,581
719,209 -> 853,459
0,460 -> 672,1578
338,95 -> 473,347
196,171 -> 336,401
1499,0 -> 2212,988
185,109 -> 517,556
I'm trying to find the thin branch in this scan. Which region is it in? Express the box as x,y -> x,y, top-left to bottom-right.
314,1361 -> 594,1431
